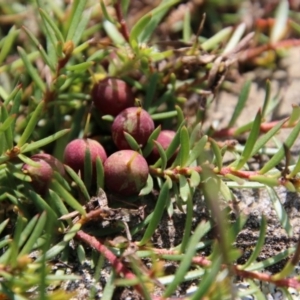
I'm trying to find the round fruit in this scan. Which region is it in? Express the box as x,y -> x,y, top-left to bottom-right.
91,77 -> 134,116
63,138 -> 107,178
104,150 -> 149,196
22,156 -> 54,195
147,130 -> 177,164
112,107 -> 154,150
31,153 -> 65,176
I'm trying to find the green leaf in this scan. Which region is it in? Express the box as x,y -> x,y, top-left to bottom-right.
37,240 -> 69,262
84,147 -> 92,191
223,22 -> 246,54
162,120 -> 185,163
287,104 -> 300,127
189,122 -> 203,147
143,125 -> 161,157
266,186 -> 292,236
21,129 -> 70,153
6,162 -> 31,182
289,154 -> 300,178
48,190 -> 70,223
18,154 -> 43,168
102,20 -> 126,45
247,247 -> 295,271
28,191 -> 58,221
71,8 -> 92,46
210,138 -> 222,171
66,61 -> 94,72
0,114 -> 16,135
270,0 -> 289,43
250,119 -> 285,157
179,175 -> 190,202
100,270 -> 116,300
0,219 -> 9,236
124,132 -> 141,152
17,214 -> 40,249
17,101 -> 44,147
0,26 -> 19,65
0,51 -> 40,73
9,215 -> 27,266
152,140 -> 167,170
0,106 -> 13,150
17,47 -> 46,93
22,26 -> 55,71
192,255 -> 222,300
143,73 -> 159,111
163,221 -> 211,297
235,109 -> 262,170
139,174 -> 154,196
50,180 -> 86,216
189,170 -> 201,187
241,215 -> 267,269
201,27 -> 233,51
260,120 -> 300,174
183,10 -> 191,43
4,84 -> 22,107
180,192 -> 193,252
138,0 -> 180,44
176,126 -> 189,167
76,244 -> 86,265
19,212 -> 47,256
138,180 -> 169,245
228,80 -> 251,128
151,110 -> 178,120
249,175 -> 278,187
100,0 -> 116,24
175,105 -> 185,130
39,8 -> 65,43
185,135 -> 208,166
129,14 -> 152,50
63,223 -> 82,242
262,80 -> 271,118
96,157 -> 105,190
65,165 -> 90,203
65,0 -> 87,43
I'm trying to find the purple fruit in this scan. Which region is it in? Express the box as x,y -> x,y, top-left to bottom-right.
104,150 -> 149,196
63,138 -> 107,178
91,77 -> 135,116
22,157 -> 54,195
147,130 -> 177,164
112,107 -> 154,150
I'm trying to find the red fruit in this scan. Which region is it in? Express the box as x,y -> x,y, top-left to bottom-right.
112,107 -> 154,150
104,150 -> 149,196
63,138 -> 107,178
147,130 -> 177,164
31,153 -> 65,176
91,77 -> 135,116
22,157 -> 54,195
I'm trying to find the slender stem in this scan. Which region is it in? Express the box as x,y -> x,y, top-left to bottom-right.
114,0 -> 130,43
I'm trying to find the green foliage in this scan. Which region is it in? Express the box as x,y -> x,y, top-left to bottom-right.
0,0 -> 300,299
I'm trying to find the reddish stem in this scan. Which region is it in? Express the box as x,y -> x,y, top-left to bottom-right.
234,267 -> 300,289
213,117 -> 290,138
114,1 -> 130,43
218,167 -> 258,179
76,230 -> 135,278
150,247 -> 300,289
239,39 -> 300,62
